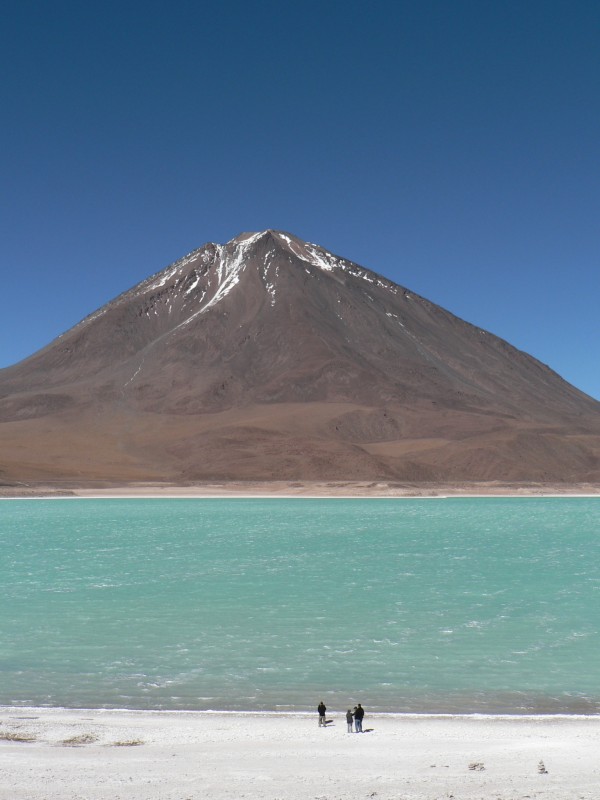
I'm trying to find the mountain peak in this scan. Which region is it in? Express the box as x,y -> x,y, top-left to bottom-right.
219,229 -> 380,283
1,230 -> 599,484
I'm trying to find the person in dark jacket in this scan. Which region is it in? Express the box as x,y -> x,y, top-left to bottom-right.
317,701 -> 327,727
353,703 -> 364,732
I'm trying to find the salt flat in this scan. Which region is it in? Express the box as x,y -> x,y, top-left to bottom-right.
1,709 -> 598,799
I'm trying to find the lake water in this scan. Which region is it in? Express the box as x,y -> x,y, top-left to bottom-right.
1,497 -> 598,714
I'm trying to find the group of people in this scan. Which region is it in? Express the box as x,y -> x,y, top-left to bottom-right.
317,702 -> 365,732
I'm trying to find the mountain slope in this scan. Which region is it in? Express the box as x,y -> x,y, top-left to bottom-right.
1,230 -> 599,484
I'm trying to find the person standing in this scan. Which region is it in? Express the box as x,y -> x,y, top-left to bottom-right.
346,708 -> 354,732
354,703 -> 364,732
318,701 -> 327,727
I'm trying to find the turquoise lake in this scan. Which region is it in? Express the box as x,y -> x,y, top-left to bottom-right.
1,497 -> 598,713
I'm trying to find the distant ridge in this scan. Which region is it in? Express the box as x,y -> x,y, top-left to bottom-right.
1,230 -> 599,484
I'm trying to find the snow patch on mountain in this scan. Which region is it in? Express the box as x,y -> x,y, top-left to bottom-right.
176,232 -> 264,328
184,271 -> 202,295
146,248 -> 205,292
271,231 -> 399,298
261,247 -> 279,306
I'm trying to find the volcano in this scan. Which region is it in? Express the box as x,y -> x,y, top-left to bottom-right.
1,230 -> 599,485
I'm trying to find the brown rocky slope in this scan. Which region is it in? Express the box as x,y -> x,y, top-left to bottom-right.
1,230 -> 599,485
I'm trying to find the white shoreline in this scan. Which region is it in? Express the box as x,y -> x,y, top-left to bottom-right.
2,706 -> 599,799
2,705 -> 599,719
3,492 -> 600,500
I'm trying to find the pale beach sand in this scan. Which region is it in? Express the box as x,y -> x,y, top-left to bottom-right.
1,708 -> 598,799
2,479 -> 600,498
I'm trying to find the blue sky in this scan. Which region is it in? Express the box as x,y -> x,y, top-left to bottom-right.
2,0 -> 599,399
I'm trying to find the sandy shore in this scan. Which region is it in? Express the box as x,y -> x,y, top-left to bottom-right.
1,708 -> 598,799
2,480 -> 600,498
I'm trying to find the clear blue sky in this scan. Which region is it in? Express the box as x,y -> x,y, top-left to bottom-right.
2,0 -> 599,399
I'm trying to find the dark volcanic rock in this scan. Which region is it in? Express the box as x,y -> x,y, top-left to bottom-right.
1,230 -> 599,482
